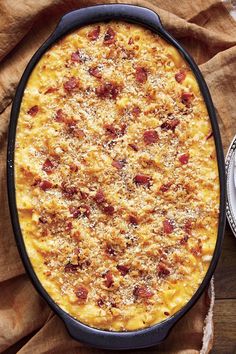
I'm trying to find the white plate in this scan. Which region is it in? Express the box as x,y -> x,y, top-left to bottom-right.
226,135 -> 236,237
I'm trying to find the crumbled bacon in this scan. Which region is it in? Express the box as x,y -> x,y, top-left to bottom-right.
161,119 -> 180,131
117,265 -> 129,276
94,189 -> 105,204
179,153 -> 189,165
96,82 -> 120,100
71,50 -> 82,62
103,124 -> 117,139
80,190 -> 89,199
75,286 -> 88,300
65,221 -> 73,231
88,26 -> 100,41
163,219 -> 174,234
105,244 -> 116,257
70,205 -> 90,218
63,77 -> 78,92
133,285 -> 153,298
39,217 -> 47,224
42,158 -> 55,174
129,215 -> 138,226
175,70 -> 186,83
128,37 -> 134,45
183,219 -> 192,234
112,159 -> 125,170
70,164 -> 79,172
67,121 -> 85,139
55,109 -> 64,122
61,182 -> 77,199
160,182 -> 172,192
180,235 -> 189,245
164,311 -> 170,316
88,66 -> 102,79
191,244 -> 202,257
120,123 -> 127,136
157,262 -> 170,278
143,130 -> 159,144
27,105 -> 39,116
104,270 -> 114,288
135,67 -> 147,83
45,87 -> 58,94
129,143 -> 139,151
134,174 -> 151,187
97,299 -> 104,307
181,92 -> 193,105
132,106 -> 141,117
103,205 -> 115,215
64,263 -> 78,273
39,180 -> 52,191
104,27 -> 116,45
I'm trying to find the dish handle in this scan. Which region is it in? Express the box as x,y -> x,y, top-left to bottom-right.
51,4 -> 164,41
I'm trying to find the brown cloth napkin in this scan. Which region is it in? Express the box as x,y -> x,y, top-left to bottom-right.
0,1 -> 235,353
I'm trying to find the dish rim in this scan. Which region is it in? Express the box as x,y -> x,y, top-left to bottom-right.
7,4 -> 226,350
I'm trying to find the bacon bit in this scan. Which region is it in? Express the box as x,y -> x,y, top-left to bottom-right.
70,164 -> 79,172
135,67 -> 147,83
45,87 -> 58,94
96,82 -> 120,100
161,119 -> 180,131
105,244 -> 116,257
64,263 -> 78,273
157,262 -> 170,278
164,311 -> 170,316
206,131 -> 213,140
181,92 -> 193,105
55,109 -> 64,122
94,189 -> 105,204
134,174 -> 151,187
117,265 -> 129,276
191,244 -> 202,257
128,37 -> 134,45
129,215 -> 138,226
143,130 -> 159,144
67,121 -> 85,139
180,235 -> 189,245
104,270 -> 114,288
71,50 -> 82,62
70,205 -> 90,218
61,182 -> 77,199
65,221 -> 73,231
112,159 -> 125,170
88,26 -> 100,41
88,66 -> 102,79
39,217 -> 47,224
133,285 -> 154,298
75,129 -> 85,139
63,77 -> 78,92
179,153 -> 189,165
42,158 -> 55,174
129,143 -> 139,151
39,180 -> 52,191
104,124 -> 117,139
160,182 -> 172,192
97,299 -> 104,307
80,190 -> 89,200
75,286 -> 88,300
103,205 -> 115,215
120,123 -> 127,136
163,219 -> 174,234
132,106 -> 141,117
27,105 -> 39,116
175,70 -> 186,83
104,27 -> 116,45
183,219 -> 192,234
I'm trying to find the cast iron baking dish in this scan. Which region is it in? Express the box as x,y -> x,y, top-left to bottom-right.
7,4 -> 226,350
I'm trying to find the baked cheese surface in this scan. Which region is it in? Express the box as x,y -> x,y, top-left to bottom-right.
15,22 -> 219,331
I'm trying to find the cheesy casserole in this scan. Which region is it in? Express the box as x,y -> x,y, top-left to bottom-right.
15,22 -> 219,331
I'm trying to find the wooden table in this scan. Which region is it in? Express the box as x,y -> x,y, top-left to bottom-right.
212,223 -> 236,353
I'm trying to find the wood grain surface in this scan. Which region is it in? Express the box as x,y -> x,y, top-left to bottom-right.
212,223 -> 236,353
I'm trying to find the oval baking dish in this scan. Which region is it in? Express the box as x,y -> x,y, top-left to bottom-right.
7,4 -> 226,350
